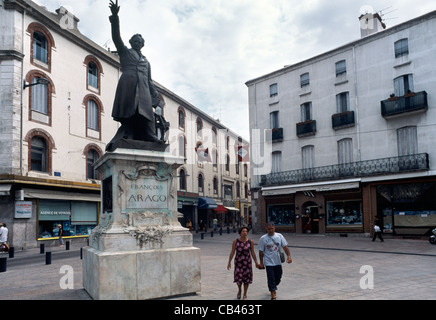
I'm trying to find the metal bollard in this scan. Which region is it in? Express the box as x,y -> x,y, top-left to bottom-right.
0,257 -> 6,272
8,247 -> 14,258
66,241 -> 70,250
201,233 -> 204,240
40,243 -> 45,254
80,247 -> 83,260
45,251 -> 51,265
219,228 -> 222,236
210,231 -> 214,237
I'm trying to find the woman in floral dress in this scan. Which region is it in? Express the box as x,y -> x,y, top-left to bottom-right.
227,227 -> 259,300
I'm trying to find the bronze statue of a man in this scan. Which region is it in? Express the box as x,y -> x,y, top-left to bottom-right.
106,0 -> 162,151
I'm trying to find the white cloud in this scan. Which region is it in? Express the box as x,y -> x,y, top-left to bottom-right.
33,0 -> 436,140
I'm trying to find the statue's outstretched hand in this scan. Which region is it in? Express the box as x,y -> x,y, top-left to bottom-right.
109,0 -> 120,16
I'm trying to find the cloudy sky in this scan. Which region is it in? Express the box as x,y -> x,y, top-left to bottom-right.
34,0 -> 436,140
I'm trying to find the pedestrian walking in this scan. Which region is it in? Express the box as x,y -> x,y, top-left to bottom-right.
227,226 -> 259,300
258,222 -> 292,300
0,223 -> 9,252
58,224 -> 65,247
372,217 -> 384,242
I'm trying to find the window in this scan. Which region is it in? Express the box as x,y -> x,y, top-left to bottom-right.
31,76 -> 49,114
212,127 -> 217,144
87,99 -> 99,131
335,60 -> 346,77
88,62 -> 98,88
338,138 -> 353,164
235,157 -> 240,175
336,92 -> 350,113
224,185 -> 233,200
178,107 -> 185,128
302,145 -> 314,169
244,184 -> 249,199
196,118 -> 203,137
213,177 -> 218,195
178,136 -> 186,158
226,136 -> 230,150
300,102 -> 312,122
225,154 -> 230,172
269,83 -> 278,97
271,151 -> 282,173
30,137 -> 48,172
267,204 -> 295,226
212,148 -> 218,168
236,181 -> 240,198
28,23 -> 54,71
87,149 -> 99,180
394,38 -> 409,58
270,111 -> 279,129
179,168 -> 187,190
397,126 -> 417,156
198,173 -> 204,193
326,200 -> 362,226
244,164 -> 248,177
300,73 -> 310,87
33,31 -> 48,63
394,74 -> 414,97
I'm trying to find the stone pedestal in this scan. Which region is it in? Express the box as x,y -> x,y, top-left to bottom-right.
83,148 -> 201,300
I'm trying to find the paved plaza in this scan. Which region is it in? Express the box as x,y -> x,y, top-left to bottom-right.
2,231 -> 436,301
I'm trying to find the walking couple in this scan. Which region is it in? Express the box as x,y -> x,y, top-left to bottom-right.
227,222 -> 292,300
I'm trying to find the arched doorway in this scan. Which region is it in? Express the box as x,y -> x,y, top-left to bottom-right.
302,201 -> 319,234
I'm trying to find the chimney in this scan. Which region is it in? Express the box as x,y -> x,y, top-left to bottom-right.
359,13 -> 386,37
56,6 -> 80,30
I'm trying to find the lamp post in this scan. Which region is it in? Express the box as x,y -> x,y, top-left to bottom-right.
23,78 -> 50,89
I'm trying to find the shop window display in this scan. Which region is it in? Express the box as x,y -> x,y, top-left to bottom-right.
38,199 -> 98,239
326,200 -> 362,225
267,204 -> 295,225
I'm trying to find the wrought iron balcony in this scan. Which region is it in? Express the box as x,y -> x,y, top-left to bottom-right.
296,120 -> 316,137
381,91 -> 428,118
260,153 -> 429,186
332,111 -> 355,130
272,127 -> 283,142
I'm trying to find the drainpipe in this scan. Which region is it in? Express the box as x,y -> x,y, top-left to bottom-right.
19,8 -> 27,175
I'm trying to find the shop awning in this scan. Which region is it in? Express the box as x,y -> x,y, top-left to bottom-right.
214,205 -> 228,214
224,206 -> 240,211
198,197 -> 218,209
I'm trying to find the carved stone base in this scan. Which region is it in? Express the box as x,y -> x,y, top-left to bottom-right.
83,246 -> 201,300
82,149 -> 201,300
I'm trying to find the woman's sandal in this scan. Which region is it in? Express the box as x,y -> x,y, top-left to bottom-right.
271,292 -> 277,300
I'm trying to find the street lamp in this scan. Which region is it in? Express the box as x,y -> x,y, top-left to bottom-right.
23,78 -> 50,89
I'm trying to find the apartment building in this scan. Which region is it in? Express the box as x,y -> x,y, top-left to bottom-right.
247,11 -> 436,237
0,0 -> 250,248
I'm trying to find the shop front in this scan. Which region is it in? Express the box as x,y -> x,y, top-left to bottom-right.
259,178 -> 363,234
375,179 -> 436,236
38,199 -> 98,240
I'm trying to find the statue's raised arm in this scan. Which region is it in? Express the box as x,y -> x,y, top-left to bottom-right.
106,0 -> 164,152
109,0 -> 124,52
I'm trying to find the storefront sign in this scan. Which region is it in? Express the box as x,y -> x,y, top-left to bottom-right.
15,201 -> 32,218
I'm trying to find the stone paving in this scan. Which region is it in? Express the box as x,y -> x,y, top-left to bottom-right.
2,231 -> 436,301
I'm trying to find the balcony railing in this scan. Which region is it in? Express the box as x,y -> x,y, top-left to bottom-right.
272,127 -> 283,142
332,111 -> 355,130
296,120 -> 316,137
381,91 -> 428,118
260,153 -> 429,186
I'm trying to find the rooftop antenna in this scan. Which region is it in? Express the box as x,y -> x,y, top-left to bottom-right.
377,6 -> 398,24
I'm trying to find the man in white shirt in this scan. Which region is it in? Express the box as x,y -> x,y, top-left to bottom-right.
258,222 -> 292,300
0,223 -> 9,251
